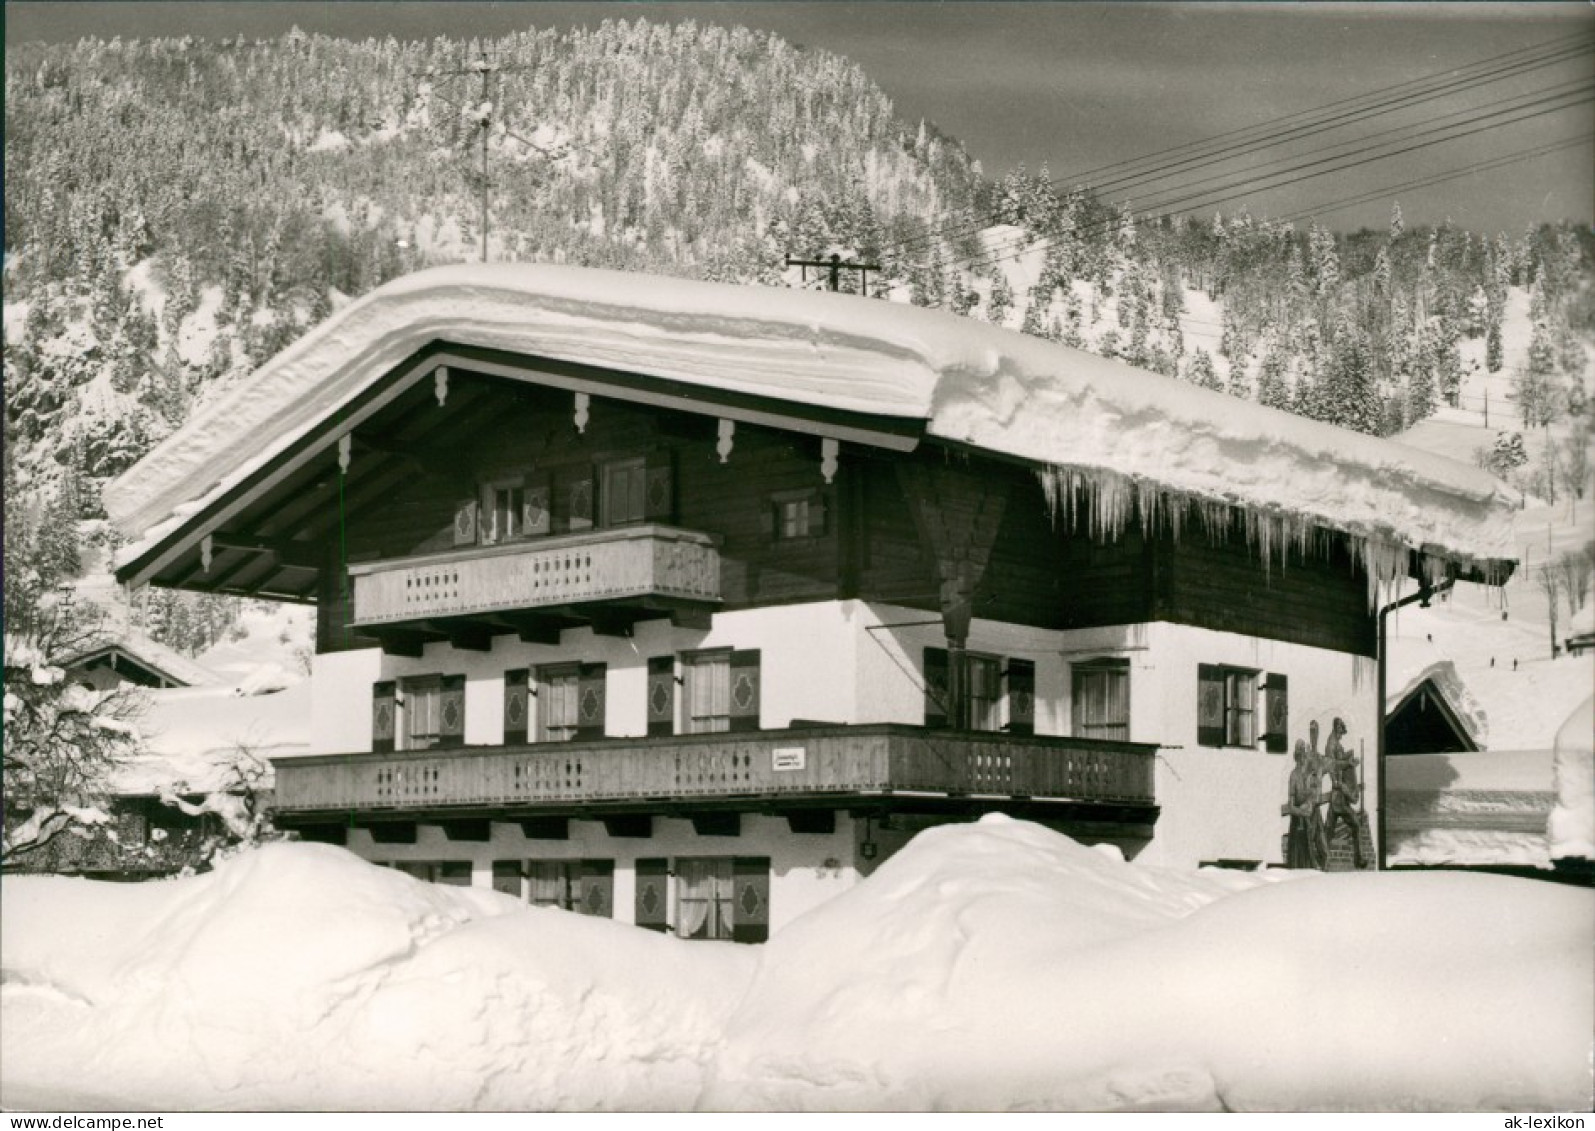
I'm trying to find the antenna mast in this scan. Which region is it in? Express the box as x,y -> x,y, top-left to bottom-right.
423,45 -> 554,263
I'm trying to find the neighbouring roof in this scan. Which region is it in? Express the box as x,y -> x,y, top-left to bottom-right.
1385,652 -> 1487,750
55,629 -> 222,689
105,263 -> 1517,581
113,678 -> 313,796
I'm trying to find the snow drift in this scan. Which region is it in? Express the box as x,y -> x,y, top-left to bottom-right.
3,818 -> 1589,1112
106,264 -> 1514,585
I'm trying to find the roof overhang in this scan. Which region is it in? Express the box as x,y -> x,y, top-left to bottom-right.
114,340 -> 926,592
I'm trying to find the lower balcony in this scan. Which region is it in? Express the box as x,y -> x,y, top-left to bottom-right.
271,725 -> 1158,832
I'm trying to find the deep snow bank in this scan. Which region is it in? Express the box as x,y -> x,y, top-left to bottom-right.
0,843 -> 754,1111
3,820 -> 1589,1112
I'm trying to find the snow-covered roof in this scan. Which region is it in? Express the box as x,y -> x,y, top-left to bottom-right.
114,679 -> 311,795
55,628 -> 222,689
1567,601 -> 1595,640
106,263 -> 1516,574
1384,647 -> 1487,747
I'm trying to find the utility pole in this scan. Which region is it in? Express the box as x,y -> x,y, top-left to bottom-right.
786,252 -> 882,295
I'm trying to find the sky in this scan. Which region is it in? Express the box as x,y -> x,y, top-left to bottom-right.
5,2 -> 1593,233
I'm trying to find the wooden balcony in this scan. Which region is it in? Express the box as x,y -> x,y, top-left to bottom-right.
348,524 -> 720,630
272,725 -> 1158,826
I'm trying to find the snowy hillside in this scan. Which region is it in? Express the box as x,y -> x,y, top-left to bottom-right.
2,820 -> 1589,1112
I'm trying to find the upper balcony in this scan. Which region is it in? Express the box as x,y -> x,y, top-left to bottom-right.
271,724 -> 1159,833
348,524 -> 721,648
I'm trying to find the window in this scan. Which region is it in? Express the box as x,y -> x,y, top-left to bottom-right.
601,457 -> 647,526
1198,664 -> 1260,748
537,663 -> 606,741
676,858 -> 734,939
397,674 -> 464,750
923,648 -> 1024,733
393,861 -> 472,886
674,856 -> 769,942
684,650 -> 760,734
686,652 -> 730,733
483,481 -> 525,543
527,860 -> 581,909
537,665 -> 581,742
967,654 -> 1001,732
400,676 -> 441,750
1073,658 -> 1130,741
769,489 -> 827,540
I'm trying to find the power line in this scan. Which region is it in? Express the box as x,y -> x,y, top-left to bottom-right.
877,33 -> 1593,263
1276,133 -> 1594,226
947,87 -> 1592,280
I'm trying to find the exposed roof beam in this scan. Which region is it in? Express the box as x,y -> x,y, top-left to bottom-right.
210,532 -> 323,571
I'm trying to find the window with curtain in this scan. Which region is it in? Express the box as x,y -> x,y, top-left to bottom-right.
527,860 -> 580,909
400,675 -> 442,750
537,665 -> 581,741
1197,664 -> 1260,748
1072,658 -> 1130,741
685,652 -> 731,734
967,654 -> 1002,732
675,858 -> 735,940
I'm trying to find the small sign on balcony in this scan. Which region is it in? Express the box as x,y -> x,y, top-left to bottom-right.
772,746 -> 806,772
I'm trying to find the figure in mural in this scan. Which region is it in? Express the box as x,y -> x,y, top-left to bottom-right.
1283,739 -> 1327,869
1321,716 -> 1367,868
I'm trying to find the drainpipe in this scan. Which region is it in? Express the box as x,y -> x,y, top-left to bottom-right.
1376,576 -> 1454,870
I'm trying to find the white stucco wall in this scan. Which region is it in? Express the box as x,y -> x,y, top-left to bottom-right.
305,603 -> 1378,870
1130,622 -> 1379,868
345,814 -> 860,936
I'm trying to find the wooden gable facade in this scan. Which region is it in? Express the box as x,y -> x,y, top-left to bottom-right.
119,344 -> 1380,665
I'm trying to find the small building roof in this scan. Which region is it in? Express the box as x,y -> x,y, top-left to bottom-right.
55,629 -> 222,689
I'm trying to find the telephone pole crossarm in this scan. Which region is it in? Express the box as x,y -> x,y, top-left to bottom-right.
785,253 -> 882,293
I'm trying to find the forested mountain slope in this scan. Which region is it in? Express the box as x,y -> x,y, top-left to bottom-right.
4,20 -> 1591,659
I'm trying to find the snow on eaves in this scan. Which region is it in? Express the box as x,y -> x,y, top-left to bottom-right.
106,263 -> 1516,571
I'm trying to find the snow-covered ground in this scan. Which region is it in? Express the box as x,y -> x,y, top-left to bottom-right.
2,817 -> 1589,1112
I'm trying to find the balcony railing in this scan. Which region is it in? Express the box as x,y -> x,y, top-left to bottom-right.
272,725 -> 1157,816
348,524 -> 720,626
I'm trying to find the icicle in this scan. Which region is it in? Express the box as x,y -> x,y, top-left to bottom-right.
1035,462 -> 1493,613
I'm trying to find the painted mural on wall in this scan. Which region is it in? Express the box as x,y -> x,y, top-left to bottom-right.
1283,717 -> 1374,871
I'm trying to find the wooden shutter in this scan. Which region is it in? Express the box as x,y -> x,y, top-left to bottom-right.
924,647 -> 950,728
562,466 -> 594,532
576,662 -> 606,739
439,673 -> 466,748
809,491 -> 828,536
491,859 -> 523,897
728,649 -> 761,732
372,680 -> 397,754
1197,664 -> 1226,747
1007,659 -> 1035,736
522,473 -> 552,536
1264,673 -> 1289,754
504,669 -> 529,745
647,655 -> 675,737
452,498 -> 478,546
578,859 -> 614,918
731,856 -> 771,943
644,449 -> 675,522
635,857 -> 669,932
